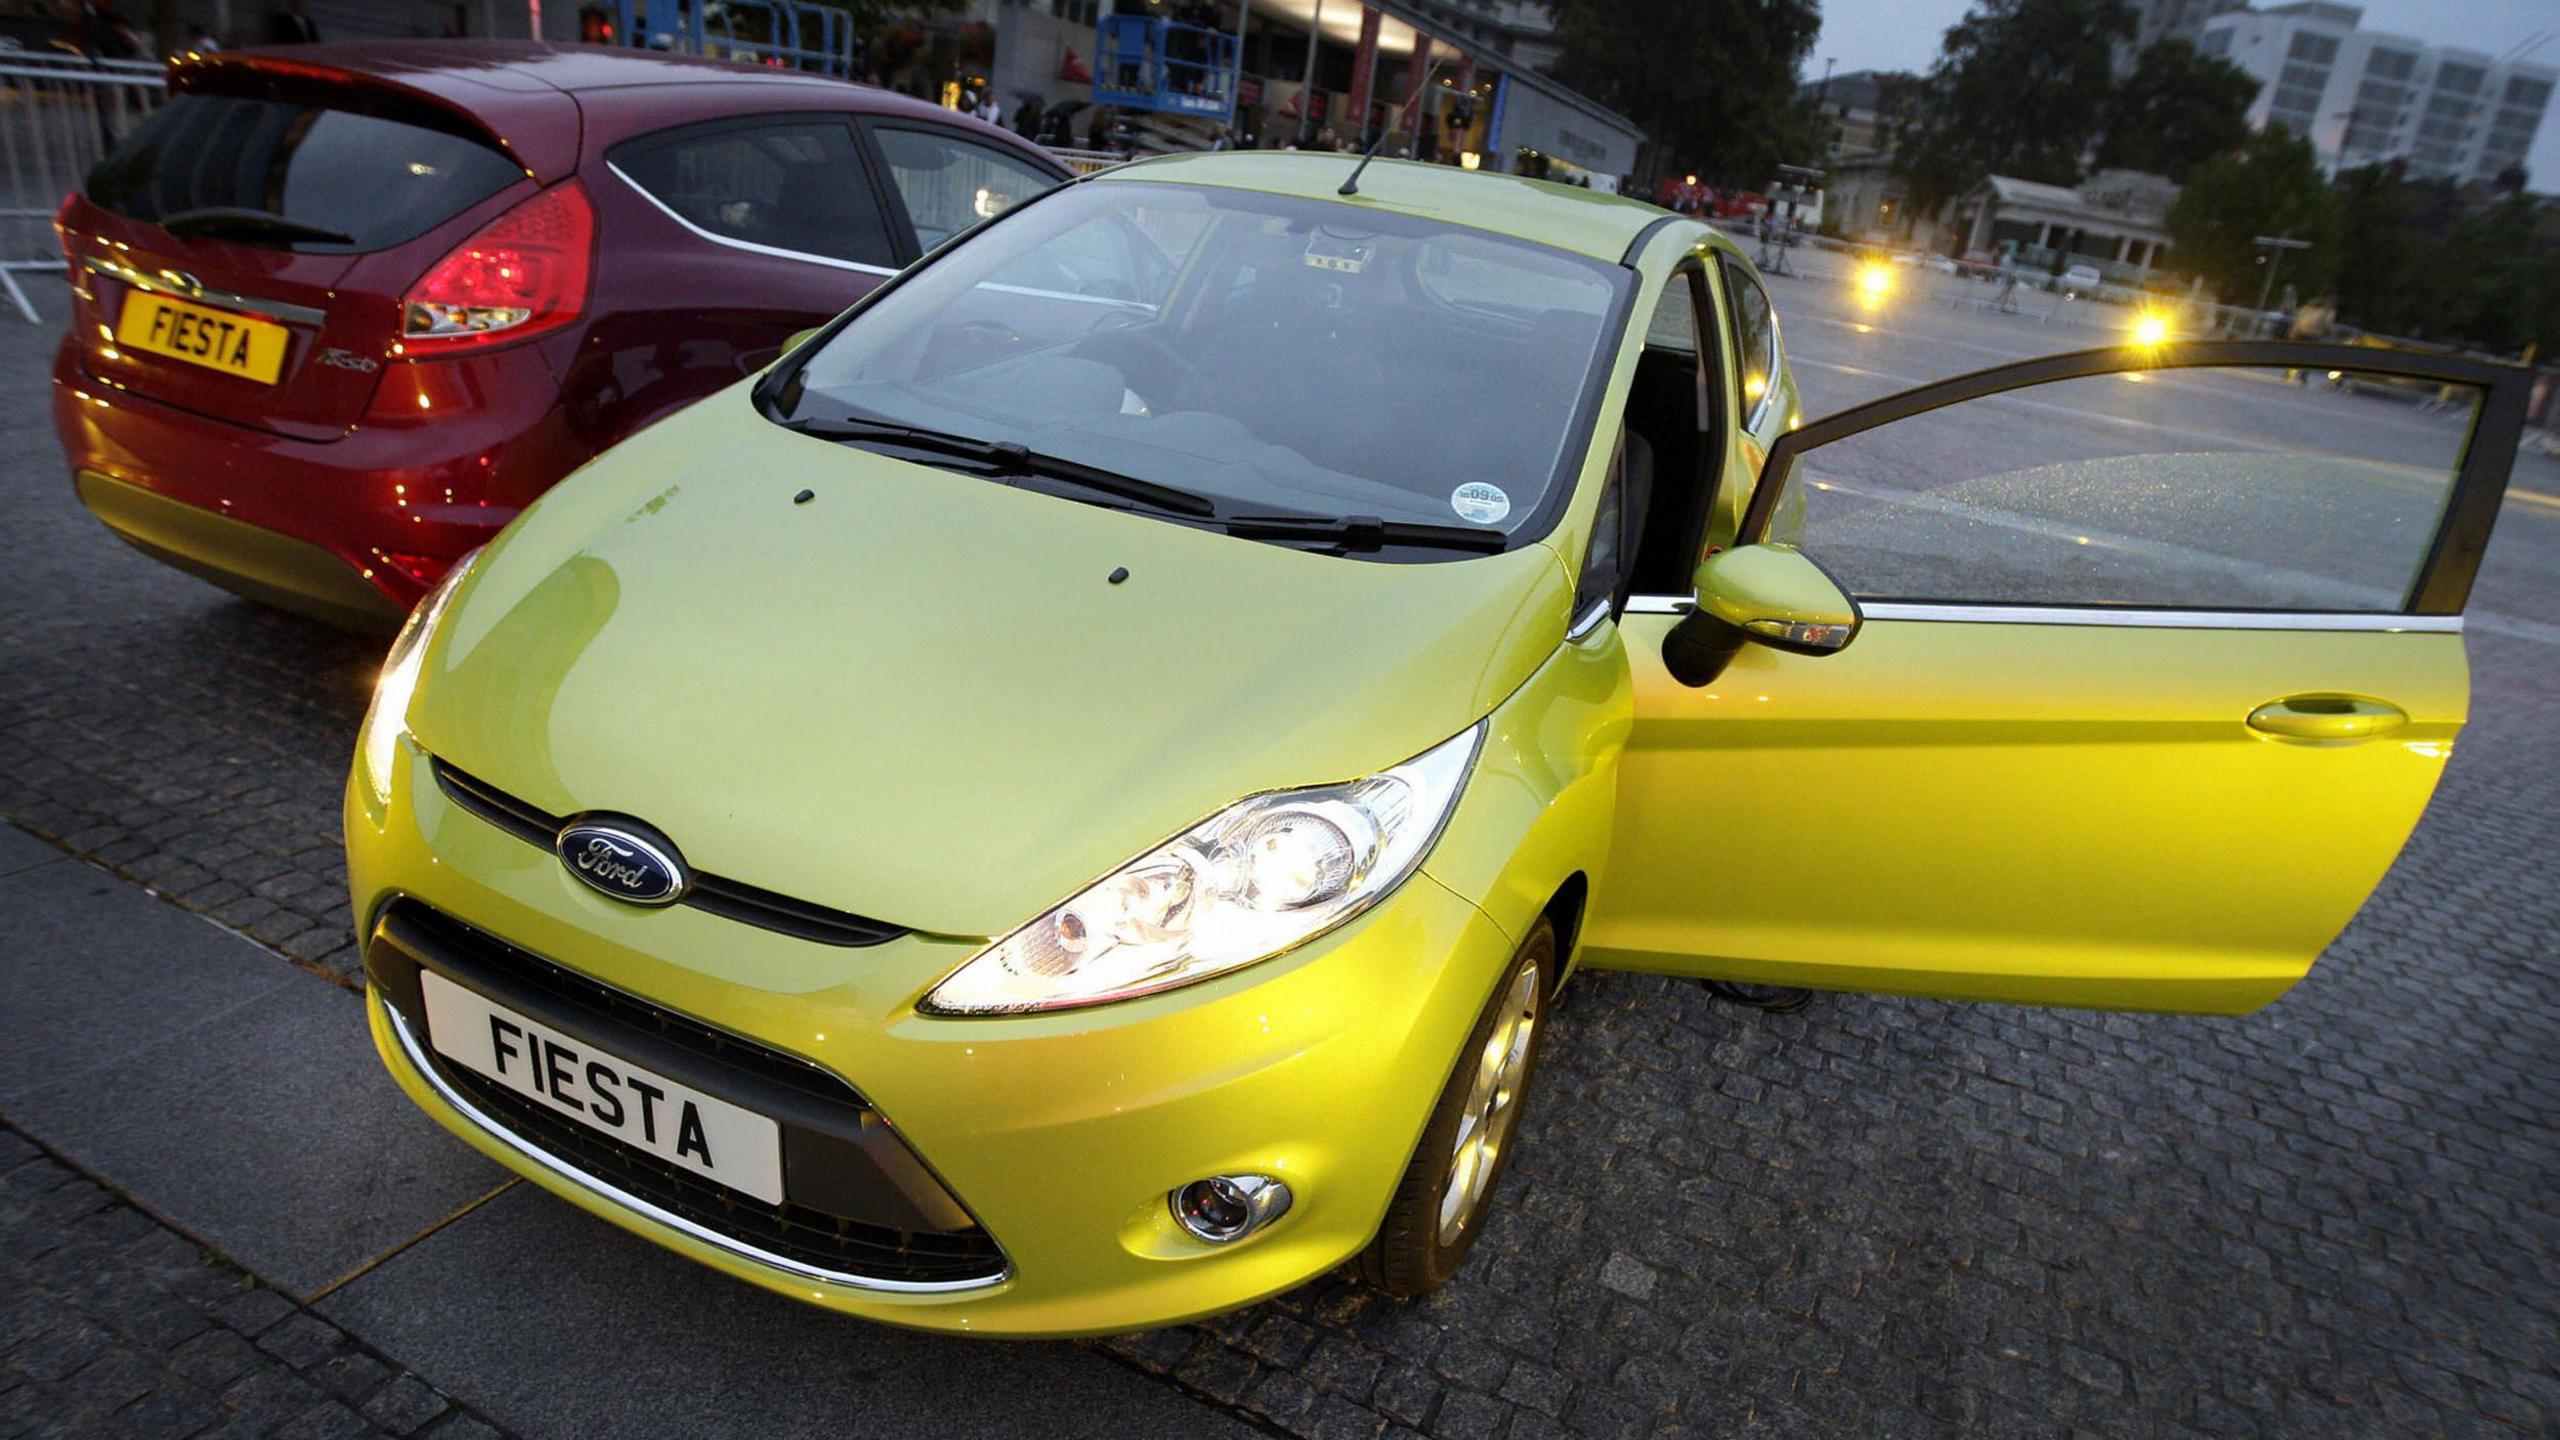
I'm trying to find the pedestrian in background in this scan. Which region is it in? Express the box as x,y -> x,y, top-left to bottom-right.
75,0 -> 143,58
267,0 -> 320,43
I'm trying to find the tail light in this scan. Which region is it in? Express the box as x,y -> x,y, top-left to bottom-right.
399,179 -> 594,353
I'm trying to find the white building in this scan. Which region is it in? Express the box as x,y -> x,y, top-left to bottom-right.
2199,2 -> 2555,183
2116,0 -> 2250,72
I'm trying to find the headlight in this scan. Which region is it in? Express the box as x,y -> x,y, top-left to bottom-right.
360,550 -> 478,805
921,725 -> 1485,1015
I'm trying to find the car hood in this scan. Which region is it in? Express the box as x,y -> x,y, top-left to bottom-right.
410,383 -> 1572,939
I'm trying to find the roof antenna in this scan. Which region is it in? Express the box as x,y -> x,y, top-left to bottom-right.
1338,129 -> 1391,197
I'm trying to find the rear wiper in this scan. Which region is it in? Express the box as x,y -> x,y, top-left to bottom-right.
782,414 -> 1216,517
157,208 -> 357,245
1220,514 -> 1510,554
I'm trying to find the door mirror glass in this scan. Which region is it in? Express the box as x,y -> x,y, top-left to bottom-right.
1663,543 -> 1860,686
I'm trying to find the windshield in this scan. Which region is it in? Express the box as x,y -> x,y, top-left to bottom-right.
85,92 -> 524,253
783,179 -> 1631,540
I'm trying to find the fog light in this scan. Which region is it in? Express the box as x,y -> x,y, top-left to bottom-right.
1171,1175 -> 1292,1245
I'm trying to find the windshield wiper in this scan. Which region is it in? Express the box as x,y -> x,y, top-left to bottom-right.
1219,514 -> 1510,554
157,208 -> 357,245
782,414 -> 1216,517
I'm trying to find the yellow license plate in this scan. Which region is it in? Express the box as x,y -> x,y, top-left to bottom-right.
116,294 -> 291,384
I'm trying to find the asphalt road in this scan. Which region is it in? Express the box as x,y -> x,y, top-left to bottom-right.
3,258 -> 2556,1440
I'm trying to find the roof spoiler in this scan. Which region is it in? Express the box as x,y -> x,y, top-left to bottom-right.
168,52 -> 578,183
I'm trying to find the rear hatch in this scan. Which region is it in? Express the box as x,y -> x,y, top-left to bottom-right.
63,61 -> 550,440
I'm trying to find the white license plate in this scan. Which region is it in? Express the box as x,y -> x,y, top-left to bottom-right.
421,970 -> 785,1204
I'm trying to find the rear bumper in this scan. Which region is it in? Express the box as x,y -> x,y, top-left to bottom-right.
73,470 -> 406,630
53,335 -> 584,622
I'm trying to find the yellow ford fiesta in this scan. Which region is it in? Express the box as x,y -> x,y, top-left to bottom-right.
347,152 -> 2529,1336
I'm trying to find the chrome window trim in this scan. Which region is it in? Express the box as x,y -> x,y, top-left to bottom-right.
1621,595 -> 2462,632
380,996 -> 1010,1295
84,255 -> 329,326
1566,597 -> 1612,641
608,160 -> 899,278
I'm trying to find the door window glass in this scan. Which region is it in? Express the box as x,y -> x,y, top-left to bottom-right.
871,128 -> 1059,253
612,120 -> 897,268
1721,260 -> 1778,430
1777,365 -> 2482,612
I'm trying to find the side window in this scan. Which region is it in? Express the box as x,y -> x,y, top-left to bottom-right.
870,127 -> 1059,253
1623,266 -> 1718,597
1572,436 -> 1632,627
1766,362 -> 2488,613
611,119 -> 898,268
1720,259 -> 1779,432
1643,275 -> 1700,353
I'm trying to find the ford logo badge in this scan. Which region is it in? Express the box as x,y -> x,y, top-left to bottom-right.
555,818 -> 688,906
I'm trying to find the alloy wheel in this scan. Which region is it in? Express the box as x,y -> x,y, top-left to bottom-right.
1437,960 -> 1541,1246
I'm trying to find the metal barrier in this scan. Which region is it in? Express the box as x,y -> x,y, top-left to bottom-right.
0,51 -> 163,322
1043,147 -> 1131,176
1091,15 -> 1239,121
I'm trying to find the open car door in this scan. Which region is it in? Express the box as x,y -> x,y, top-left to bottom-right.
1582,340 -> 2528,1013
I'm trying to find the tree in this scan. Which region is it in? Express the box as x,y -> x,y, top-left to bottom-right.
2093,38 -> 2257,181
2434,194 -> 2559,352
1546,0 -> 1822,186
2162,126 -> 2340,305
2320,165 -> 2560,352
2328,162 -> 2423,335
1891,0 -> 2136,217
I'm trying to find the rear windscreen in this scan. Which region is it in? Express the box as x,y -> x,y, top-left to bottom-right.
84,93 -> 525,253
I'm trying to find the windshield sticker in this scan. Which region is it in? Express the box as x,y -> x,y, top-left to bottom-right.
1303,234 -> 1372,274
1450,483 -> 1511,526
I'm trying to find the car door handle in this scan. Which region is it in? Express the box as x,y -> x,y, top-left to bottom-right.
2246,694 -> 2408,740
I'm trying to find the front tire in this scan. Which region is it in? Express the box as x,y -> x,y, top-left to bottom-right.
1360,918 -> 1553,1298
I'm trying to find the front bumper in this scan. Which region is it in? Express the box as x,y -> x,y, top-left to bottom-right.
348,736 -> 1520,1336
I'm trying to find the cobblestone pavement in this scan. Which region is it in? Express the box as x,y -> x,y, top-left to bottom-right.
1,1126 -> 511,1440
4,277 -> 2557,1440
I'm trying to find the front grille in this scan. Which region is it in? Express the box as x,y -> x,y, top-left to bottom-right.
371,902 -> 1006,1290
432,1064 -> 1006,1285
401,900 -> 855,1110
430,759 -> 907,948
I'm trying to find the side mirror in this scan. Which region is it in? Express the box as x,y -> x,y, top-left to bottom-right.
783,326 -> 823,354
1662,544 -> 1862,687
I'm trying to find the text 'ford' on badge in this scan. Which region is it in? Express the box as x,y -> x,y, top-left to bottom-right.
554,819 -> 688,906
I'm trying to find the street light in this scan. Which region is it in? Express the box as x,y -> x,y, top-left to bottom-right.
2252,234 -> 2312,315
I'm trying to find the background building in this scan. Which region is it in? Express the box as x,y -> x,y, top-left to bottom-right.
2116,0 -> 2249,72
1806,68 -> 1909,160
1402,0 -> 1559,71
2200,2 -> 2556,183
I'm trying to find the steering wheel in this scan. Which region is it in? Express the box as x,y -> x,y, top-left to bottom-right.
1076,322 -> 1190,407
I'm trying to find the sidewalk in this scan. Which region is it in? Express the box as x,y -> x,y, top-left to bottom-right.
0,822 -> 1259,1440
